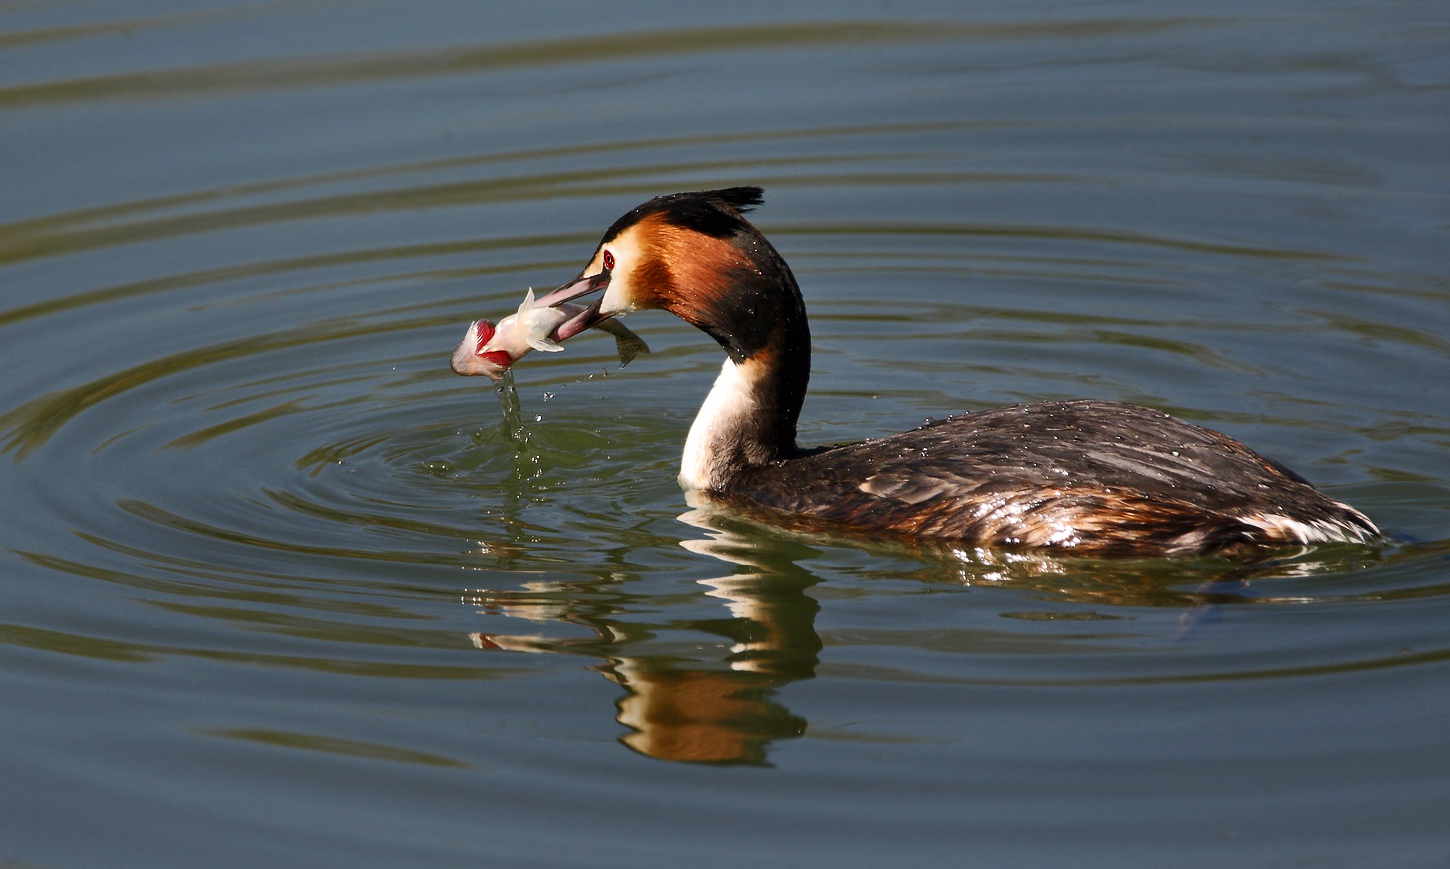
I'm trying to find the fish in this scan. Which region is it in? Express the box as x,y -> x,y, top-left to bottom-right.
450,288 -> 648,380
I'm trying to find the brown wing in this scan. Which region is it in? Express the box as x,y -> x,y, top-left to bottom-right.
725,400 -> 1377,555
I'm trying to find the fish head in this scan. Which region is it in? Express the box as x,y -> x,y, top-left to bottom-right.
450,318 -> 516,380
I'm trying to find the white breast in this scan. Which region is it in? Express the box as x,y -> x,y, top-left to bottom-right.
679,359 -> 760,491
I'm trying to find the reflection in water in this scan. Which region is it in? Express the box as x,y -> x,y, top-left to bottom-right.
607,570 -> 817,765
467,493 -> 821,765
463,476 -> 1386,764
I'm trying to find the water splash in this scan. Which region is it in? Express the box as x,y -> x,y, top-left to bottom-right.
489,367 -> 552,492
493,368 -> 530,448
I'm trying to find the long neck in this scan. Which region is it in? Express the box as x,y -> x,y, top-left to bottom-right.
677,263 -> 811,492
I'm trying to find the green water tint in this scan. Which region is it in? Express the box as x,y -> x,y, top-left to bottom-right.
1,0 -> 1448,866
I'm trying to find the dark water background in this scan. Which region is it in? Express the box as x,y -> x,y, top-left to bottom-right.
2,1 -> 1449,866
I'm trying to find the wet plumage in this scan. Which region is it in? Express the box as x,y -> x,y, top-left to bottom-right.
727,399 -> 1377,555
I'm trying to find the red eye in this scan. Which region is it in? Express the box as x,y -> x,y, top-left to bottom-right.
603,250 -> 615,271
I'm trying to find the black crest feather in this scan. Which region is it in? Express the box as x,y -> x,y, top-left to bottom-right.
602,187 -> 765,243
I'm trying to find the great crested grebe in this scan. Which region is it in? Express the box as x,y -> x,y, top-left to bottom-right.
465,187 -> 1379,556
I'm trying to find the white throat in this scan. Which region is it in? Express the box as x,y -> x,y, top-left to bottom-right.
679,359 -> 762,492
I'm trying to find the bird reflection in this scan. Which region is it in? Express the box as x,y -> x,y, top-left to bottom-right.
467,494 -> 822,765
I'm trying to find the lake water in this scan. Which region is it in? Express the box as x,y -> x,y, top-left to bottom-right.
3,1 -> 1449,866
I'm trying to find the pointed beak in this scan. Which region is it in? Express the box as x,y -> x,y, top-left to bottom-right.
534,270 -> 614,342
534,270 -> 610,308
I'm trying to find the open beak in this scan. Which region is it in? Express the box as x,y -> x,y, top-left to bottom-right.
534,269 -> 609,307
533,270 -> 613,342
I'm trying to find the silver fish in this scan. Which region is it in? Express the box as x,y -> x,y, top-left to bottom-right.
450,288 -> 647,380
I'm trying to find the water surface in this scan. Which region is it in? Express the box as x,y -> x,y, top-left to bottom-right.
2,1 -> 1449,867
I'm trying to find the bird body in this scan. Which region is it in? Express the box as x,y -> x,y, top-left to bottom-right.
455,187 -> 1379,555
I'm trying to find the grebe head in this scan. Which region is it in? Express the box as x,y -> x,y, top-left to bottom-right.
532,187 -> 813,491
535,187 -> 806,365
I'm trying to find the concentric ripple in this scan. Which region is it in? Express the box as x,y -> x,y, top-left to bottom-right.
1,151 -> 1446,672
2,2 -> 1449,865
